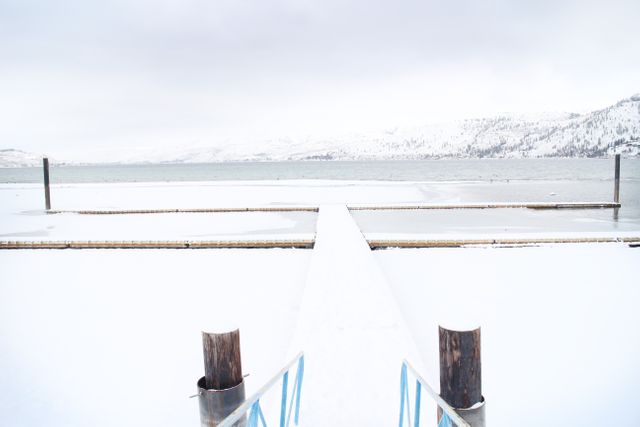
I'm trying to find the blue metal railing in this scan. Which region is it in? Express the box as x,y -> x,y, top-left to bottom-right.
399,360 -> 470,427
218,352 -> 305,427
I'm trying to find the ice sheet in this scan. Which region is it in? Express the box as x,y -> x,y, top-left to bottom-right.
354,207 -> 640,237
0,211 -> 315,241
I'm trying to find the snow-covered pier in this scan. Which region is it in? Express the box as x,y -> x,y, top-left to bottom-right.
288,205 -> 422,425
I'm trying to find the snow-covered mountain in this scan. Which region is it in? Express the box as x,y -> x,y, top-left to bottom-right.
0,149 -> 48,167
2,94 -> 639,166
369,94 -> 640,160
249,94 -> 640,161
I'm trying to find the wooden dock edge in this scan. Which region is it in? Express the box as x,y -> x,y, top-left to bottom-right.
349,202 -> 621,211
369,236 -> 640,249
47,207 -> 319,215
0,240 -> 315,250
46,203 -> 620,215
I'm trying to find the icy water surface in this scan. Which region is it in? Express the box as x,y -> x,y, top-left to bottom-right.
353,205 -> 639,236
2,159 -> 639,234
1,158 -> 639,183
353,179 -> 640,235
0,211 -> 317,241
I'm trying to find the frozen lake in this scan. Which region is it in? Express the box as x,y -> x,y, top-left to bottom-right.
2,179 -> 638,243
1,160 -> 639,426
3,158 -> 639,239
0,210 -> 316,241
351,175 -> 640,236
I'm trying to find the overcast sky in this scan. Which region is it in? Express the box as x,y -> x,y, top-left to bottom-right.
1,0 -> 639,156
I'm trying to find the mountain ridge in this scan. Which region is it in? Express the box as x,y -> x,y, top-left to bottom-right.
2,94 -> 638,167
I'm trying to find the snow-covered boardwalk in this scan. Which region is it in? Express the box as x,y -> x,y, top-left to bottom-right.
289,205 -> 421,426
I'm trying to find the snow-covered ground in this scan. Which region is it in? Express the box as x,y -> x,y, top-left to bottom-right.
0,249 -> 311,426
377,244 -> 640,426
1,180 -> 639,426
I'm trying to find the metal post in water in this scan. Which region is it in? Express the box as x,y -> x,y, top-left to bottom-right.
43,157 -> 51,210
614,154 -> 621,204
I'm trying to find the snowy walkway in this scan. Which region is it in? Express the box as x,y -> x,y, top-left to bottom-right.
289,205 -> 421,426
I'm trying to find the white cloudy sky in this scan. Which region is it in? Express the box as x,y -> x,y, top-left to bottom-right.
1,0 -> 639,156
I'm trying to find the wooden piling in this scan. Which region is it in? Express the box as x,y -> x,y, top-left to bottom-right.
614,154 -> 621,204
198,329 -> 246,426
202,329 -> 244,390
439,327 -> 481,408
439,326 -> 485,426
43,157 -> 51,210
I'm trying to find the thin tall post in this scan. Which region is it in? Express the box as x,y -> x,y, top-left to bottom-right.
197,329 -> 246,426
614,154 -> 621,204
439,326 -> 485,426
43,157 -> 51,210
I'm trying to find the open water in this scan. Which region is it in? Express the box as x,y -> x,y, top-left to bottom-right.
1,158 -> 639,183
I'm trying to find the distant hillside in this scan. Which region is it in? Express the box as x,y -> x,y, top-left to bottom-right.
2,94 -> 638,166
270,94 -> 639,160
0,149 -> 46,168
110,93 -> 640,162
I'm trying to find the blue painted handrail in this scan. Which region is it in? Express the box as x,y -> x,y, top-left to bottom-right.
398,360 -> 470,427
218,352 -> 305,427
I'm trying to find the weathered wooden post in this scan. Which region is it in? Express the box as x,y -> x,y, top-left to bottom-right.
614,154 -> 621,204
43,157 -> 51,210
197,329 -> 246,426
439,326 -> 485,426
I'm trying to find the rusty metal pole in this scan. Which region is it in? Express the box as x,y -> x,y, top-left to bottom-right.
43,157 -> 51,210
614,154 -> 621,204
197,329 -> 246,426
439,326 -> 485,426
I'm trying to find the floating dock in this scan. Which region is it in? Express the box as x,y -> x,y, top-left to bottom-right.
0,239 -> 315,250
47,207 -> 319,215
369,236 -> 640,249
349,202 -> 621,210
